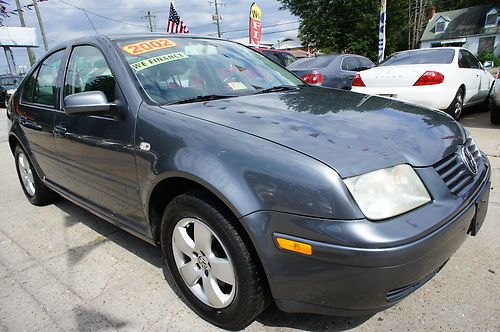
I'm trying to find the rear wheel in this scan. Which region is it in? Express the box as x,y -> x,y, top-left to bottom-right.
445,88 -> 464,120
14,145 -> 57,206
160,191 -> 267,329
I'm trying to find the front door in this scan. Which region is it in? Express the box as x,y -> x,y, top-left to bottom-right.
458,50 -> 481,104
17,50 -> 65,183
54,45 -> 145,231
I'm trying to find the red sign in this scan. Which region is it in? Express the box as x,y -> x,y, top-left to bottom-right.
249,3 -> 262,45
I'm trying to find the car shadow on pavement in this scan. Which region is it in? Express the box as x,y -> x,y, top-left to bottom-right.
460,106 -> 499,129
255,304 -> 372,331
56,199 -> 372,331
54,199 -> 164,268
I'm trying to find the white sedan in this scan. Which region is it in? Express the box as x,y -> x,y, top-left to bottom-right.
351,47 -> 494,120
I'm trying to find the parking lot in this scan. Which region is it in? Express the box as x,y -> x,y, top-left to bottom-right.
0,108 -> 498,331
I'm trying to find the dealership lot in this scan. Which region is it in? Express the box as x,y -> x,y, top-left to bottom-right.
0,109 -> 499,331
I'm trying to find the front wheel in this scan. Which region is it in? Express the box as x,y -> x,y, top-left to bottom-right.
161,191 -> 267,329
445,88 -> 464,120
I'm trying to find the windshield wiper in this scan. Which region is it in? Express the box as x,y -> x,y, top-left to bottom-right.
253,85 -> 303,94
168,94 -> 236,105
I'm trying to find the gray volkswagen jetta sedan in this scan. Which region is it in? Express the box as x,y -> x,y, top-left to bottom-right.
7,34 -> 491,330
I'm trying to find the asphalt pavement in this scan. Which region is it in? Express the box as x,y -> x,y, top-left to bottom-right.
0,108 -> 499,331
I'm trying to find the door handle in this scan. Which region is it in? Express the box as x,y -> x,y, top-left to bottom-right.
54,124 -> 67,136
19,116 -> 42,131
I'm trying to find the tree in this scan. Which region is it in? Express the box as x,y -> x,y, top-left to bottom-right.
277,0 -> 496,61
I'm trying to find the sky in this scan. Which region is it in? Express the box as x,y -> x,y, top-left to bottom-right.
0,0 -> 300,74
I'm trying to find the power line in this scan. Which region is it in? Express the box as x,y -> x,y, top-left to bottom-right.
56,0 -> 146,29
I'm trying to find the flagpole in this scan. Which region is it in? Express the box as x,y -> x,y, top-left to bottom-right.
378,0 -> 387,63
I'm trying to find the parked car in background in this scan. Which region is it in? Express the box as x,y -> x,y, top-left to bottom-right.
490,69 -> 500,124
287,54 -> 375,89
250,46 -> 297,67
351,48 -> 495,120
7,35 -> 491,330
0,75 -> 23,107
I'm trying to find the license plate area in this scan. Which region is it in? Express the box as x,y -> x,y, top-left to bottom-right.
469,182 -> 490,236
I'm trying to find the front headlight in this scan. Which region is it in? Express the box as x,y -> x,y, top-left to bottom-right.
344,164 -> 431,220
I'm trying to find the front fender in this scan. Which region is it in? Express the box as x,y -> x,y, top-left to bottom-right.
135,105 -> 364,220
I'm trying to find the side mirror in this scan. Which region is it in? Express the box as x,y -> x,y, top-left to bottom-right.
63,91 -> 118,117
483,60 -> 494,68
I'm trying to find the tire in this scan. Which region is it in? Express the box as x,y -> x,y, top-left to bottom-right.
491,99 -> 500,124
14,145 -> 57,206
445,88 -> 464,120
160,191 -> 267,330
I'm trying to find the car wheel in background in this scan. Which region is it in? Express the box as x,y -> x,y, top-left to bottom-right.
445,88 -> 464,120
14,145 -> 57,206
491,98 -> 500,124
161,191 -> 268,330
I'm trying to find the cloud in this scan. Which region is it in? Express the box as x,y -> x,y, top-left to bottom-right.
0,0 -> 298,73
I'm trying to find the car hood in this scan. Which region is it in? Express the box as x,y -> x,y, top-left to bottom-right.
161,87 -> 465,178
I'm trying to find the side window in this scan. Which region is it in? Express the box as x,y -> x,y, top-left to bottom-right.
21,67 -> 39,103
358,57 -> 375,71
281,53 -> 296,67
458,51 -> 470,68
341,57 -> 361,71
458,50 -> 481,69
31,50 -> 64,107
64,46 -> 116,102
466,51 -> 481,69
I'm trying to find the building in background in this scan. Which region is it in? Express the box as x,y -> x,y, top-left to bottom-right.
272,37 -> 312,58
420,5 -> 500,56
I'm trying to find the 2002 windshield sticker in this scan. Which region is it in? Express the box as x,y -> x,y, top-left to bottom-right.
122,38 -> 176,55
130,52 -> 189,72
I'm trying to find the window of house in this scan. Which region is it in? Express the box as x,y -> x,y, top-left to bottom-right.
435,21 -> 446,33
485,9 -> 498,27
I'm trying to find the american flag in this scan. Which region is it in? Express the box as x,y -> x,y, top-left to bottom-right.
167,2 -> 189,34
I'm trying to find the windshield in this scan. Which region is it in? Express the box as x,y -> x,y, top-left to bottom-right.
116,37 -> 303,104
287,56 -> 336,70
379,49 -> 456,66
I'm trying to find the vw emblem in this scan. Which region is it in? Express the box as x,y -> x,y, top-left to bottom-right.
461,147 -> 477,176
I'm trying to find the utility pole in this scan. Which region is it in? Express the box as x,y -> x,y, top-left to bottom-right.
209,0 -> 224,37
32,0 -> 49,51
14,0 -> 36,65
142,10 -> 156,32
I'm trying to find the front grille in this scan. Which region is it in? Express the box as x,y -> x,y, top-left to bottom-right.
433,137 -> 480,195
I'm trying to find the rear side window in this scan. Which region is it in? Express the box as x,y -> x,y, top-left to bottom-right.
261,51 -> 283,65
359,57 -> 375,70
379,49 -> 455,66
64,46 -> 116,103
341,57 -> 361,71
281,53 -> 296,67
21,68 -> 39,103
32,51 -> 65,107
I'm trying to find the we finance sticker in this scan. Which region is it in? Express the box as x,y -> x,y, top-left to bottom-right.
122,38 -> 176,56
130,52 -> 189,72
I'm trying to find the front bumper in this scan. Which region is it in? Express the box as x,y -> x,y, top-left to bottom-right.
241,159 -> 491,316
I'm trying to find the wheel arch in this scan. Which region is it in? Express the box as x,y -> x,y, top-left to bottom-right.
146,174 -> 272,296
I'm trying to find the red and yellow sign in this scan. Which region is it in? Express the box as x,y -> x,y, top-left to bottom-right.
249,3 -> 262,45
122,38 -> 176,56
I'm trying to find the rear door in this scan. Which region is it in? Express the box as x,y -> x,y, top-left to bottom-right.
54,44 -> 145,229
18,49 -> 66,183
459,50 -> 481,104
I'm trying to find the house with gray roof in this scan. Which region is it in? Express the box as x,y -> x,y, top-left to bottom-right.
420,5 -> 500,56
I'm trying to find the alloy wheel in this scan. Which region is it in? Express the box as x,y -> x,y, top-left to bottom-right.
17,152 -> 36,196
171,217 -> 236,309
455,93 -> 463,118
